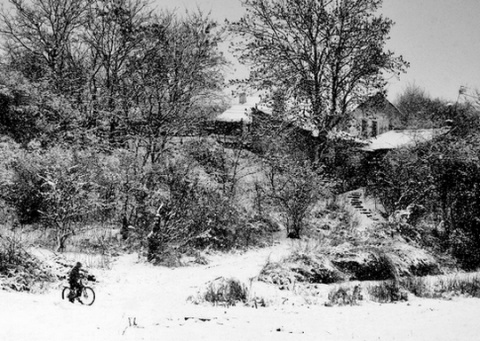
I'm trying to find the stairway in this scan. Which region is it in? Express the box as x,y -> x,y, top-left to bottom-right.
345,189 -> 383,227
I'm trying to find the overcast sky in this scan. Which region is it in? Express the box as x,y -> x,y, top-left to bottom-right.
155,0 -> 480,102
381,0 -> 480,102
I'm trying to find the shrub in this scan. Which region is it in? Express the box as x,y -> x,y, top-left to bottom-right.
400,274 -> 480,299
2,147 -> 119,251
332,249 -> 399,281
287,252 -> 345,284
258,259 -> 296,290
366,130 -> 480,269
185,139 -> 227,175
325,139 -> 368,192
264,157 -> 328,239
437,275 -> 480,298
146,157 -> 264,262
0,234 -> 56,291
258,246 -> 346,289
161,168 -> 250,250
1,148 -> 68,224
401,276 -> 433,298
0,69 -> 78,146
191,277 -> 248,306
326,284 -> 363,306
367,280 -> 408,303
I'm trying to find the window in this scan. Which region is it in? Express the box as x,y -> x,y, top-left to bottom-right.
372,120 -> 378,137
361,119 -> 368,138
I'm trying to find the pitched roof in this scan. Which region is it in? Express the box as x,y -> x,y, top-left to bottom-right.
355,93 -> 396,110
353,93 -> 403,120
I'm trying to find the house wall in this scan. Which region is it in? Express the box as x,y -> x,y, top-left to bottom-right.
344,96 -> 402,139
347,109 -> 393,138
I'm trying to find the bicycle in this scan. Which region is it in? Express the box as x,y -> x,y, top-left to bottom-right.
62,275 -> 96,306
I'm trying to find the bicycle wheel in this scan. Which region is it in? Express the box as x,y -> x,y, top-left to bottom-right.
79,286 -> 95,306
62,287 -> 72,301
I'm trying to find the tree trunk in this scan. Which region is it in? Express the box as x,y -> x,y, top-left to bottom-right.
56,233 -> 71,252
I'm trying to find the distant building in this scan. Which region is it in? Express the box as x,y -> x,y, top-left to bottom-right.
214,104 -> 252,136
213,91 -> 445,159
342,93 -> 402,139
212,92 -> 261,136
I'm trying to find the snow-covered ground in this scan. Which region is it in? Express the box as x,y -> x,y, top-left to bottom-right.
2,242 -> 480,341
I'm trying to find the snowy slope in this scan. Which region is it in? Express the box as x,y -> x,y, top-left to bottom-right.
1,244 -> 480,341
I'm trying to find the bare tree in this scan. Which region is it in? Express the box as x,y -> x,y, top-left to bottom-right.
230,0 -> 408,147
0,0 -> 90,92
123,10 -> 227,164
80,0 -> 151,132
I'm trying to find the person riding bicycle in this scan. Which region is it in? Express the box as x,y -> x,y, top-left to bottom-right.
68,262 -> 84,303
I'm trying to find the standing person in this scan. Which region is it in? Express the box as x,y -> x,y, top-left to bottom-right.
68,262 -> 84,303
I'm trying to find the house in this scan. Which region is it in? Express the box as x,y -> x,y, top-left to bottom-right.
331,93 -> 454,153
211,92 -> 260,138
214,91 -> 437,158
343,93 -> 403,139
214,104 -> 252,135
213,91 -> 276,136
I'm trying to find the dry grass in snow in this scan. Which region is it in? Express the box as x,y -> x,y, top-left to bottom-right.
1,240 -> 480,341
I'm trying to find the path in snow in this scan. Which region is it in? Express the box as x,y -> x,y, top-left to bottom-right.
2,241 -> 480,341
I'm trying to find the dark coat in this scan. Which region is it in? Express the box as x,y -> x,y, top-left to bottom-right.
69,266 -> 81,285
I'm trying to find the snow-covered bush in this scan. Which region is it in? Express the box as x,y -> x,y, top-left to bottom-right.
0,234 -> 56,292
189,277 -> 248,306
326,284 -> 363,306
2,147 -> 119,251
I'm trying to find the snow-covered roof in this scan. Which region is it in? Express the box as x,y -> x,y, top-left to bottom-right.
215,104 -> 253,123
214,93 -> 267,123
360,127 -> 450,152
256,103 -> 273,114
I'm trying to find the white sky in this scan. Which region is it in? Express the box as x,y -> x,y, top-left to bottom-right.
152,0 -> 480,102
381,0 -> 480,102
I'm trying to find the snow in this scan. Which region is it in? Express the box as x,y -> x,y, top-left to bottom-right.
361,128 -> 450,151
214,94 -> 274,123
338,188 -> 385,232
215,105 -> 253,123
2,243 -> 480,341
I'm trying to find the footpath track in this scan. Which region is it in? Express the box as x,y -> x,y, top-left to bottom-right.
1,245 -> 480,341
